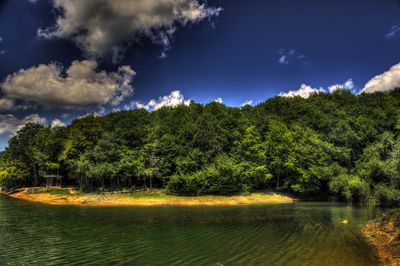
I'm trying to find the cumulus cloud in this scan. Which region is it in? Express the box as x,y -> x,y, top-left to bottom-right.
0,99 -> 15,110
0,60 -> 135,108
38,0 -> 222,61
0,114 -> 46,135
0,36 -> 4,55
131,90 -> 191,111
361,63 -> 400,93
241,100 -> 253,106
61,113 -> 70,119
213,97 -> 223,104
50,118 -> 65,127
279,84 -> 325,98
328,79 -> 355,93
278,49 -> 306,65
77,112 -> 103,120
74,106 -> 107,120
0,98 -> 38,111
280,79 -> 358,98
386,25 -> 400,39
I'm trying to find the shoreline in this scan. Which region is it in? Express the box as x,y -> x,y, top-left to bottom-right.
4,188 -> 296,207
5,187 -> 400,264
363,212 -> 400,266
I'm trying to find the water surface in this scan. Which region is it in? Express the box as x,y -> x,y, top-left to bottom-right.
0,195 -> 381,265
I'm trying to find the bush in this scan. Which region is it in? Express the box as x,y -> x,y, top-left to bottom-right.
166,155 -> 250,195
166,173 -> 208,196
26,188 -> 71,195
205,155 -> 245,195
381,210 -> 400,227
329,174 -> 370,202
374,184 -> 400,207
0,166 -> 27,191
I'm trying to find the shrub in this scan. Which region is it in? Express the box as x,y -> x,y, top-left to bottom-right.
166,172 -> 208,196
374,184 -> 400,207
329,174 -> 370,202
0,166 -> 28,191
166,155 -> 250,195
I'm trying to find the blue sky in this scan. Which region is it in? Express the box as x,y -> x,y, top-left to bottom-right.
0,0 -> 400,149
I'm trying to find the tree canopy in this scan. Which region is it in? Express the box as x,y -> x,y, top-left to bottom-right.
2,88 -> 400,206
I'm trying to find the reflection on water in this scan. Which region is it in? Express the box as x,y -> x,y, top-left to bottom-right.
0,195 -> 381,265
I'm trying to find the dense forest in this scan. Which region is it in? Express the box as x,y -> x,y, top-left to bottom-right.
1,89 -> 400,206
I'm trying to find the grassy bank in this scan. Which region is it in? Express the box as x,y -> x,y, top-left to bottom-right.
5,187 -> 296,207
363,210 -> 400,266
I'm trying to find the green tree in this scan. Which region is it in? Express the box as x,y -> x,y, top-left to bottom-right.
264,120 -> 296,190
0,163 -> 29,191
6,123 -> 44,186
233,126 -> 271,189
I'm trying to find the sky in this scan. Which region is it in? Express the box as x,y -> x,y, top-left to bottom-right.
1,0 -> 400,149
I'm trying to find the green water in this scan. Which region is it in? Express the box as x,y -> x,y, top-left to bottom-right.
0,195 -> 382,265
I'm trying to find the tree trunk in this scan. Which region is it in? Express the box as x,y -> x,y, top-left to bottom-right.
276,175 -> 280,190
33,164 -> 38,187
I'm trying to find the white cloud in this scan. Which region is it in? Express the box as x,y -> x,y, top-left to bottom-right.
61,113 -> 70,119
39,0 -> 222,61
77,112 -> 102,120
213,97 -> 223,104
386,25 -> 400,39
241,100 -> 253,106
361,63 -> 400,93
76,106 -> 108,119
0,36 -> 4,55
278,49 -> 306,65
0,114 -> 46,135
0,99 -> 15,110
50,118 -> 65,127
0,60 -> 135,108
279,79 -> 357,98
328,79 -> 354,93
131,90 -> 191,111
279,84 -> 325,98
0,98 -> 38,111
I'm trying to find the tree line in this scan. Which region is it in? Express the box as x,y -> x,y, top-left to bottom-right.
1,88 -> 400,206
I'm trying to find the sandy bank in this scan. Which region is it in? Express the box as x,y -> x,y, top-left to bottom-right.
5,188 -> 295,207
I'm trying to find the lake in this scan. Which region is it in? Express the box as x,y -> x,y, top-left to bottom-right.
0,194 -> 382,265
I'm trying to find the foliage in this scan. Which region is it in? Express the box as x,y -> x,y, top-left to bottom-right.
374,184 -> 400,207
0,164 -> 29,191
167,155 -> 246,195
26,187 -> 72,195
1,89 -> 400,206
329,173 -> 369,202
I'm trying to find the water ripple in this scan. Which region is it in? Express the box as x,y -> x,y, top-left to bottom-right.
0,196 -> 382,265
